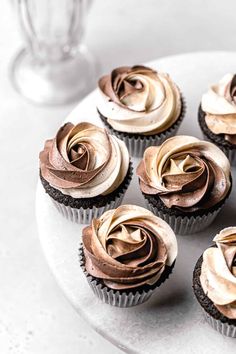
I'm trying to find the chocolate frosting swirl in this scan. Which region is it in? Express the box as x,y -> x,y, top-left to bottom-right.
136,136 -> 231,212
82,205 -> 177,290
97,65 -> 181,135
39,122 -> 130,198
201,73 -> 236,144
200,227 -> 236,319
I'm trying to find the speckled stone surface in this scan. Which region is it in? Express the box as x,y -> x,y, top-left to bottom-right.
36,53 -> 236,354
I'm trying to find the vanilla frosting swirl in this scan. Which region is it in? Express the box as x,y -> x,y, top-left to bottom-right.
201,73 -> 236,144
39,122 -> 130,198
137,136 -> 231,212
200,227 -> 236,319
97,65 -> 182,135
82,205 -> 177,290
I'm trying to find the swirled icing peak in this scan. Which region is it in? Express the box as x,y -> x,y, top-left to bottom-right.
82,204 -> 177,290
136,135 -> 231,212
97,65 -> 182,135
39,122 -> 130,198
200,227 -> 236,319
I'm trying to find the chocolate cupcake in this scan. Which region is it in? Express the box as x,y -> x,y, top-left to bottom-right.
199,73 -> 236,165
136,136 -> 232,235
79,204 -> 177,307
97,65 -> 185,157
193,227 -> 236,337
39,122 -> 132,224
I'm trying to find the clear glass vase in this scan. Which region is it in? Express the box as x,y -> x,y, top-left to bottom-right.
10,0 -> 98,105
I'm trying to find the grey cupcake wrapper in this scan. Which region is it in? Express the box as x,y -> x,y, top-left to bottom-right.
201,132 -> 236,166
105,97 -> 186,158
50,167 -> 132,224
145,199 -> 222,235
52,194 -> 125,224
204,311 -> 236,338
78,246 -> 154,307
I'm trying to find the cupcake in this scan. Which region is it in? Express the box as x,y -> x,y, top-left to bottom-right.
97,65 -> 185,157
199,73 -> 236,165
136,135 -> 232,235
39,122 -> 132,224
79,204 -> 177,307
193,227 -> 236,337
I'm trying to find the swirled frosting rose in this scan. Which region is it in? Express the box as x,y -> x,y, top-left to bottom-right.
82,205 -> 177,290
201,73 -> 236,144
200,227 -> 236,319
39,122 -> 129,198
97,65 -> 182,135
136,136 -> 231,212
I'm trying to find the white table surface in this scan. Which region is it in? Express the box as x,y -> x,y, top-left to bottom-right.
36,52 -> 236,354
2,0 -> 236,353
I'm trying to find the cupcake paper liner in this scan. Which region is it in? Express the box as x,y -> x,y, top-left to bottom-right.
52,192 -> 125,224
43,163 -> 133,224
145,199 -> 222,235
100,96 -> 186,158
114,121 -> 181,158
78,246 -> 153,307
204,311 -> 236,338
78,246 -> 174,308
193,252 -> 236,338
201,132 -> 236,166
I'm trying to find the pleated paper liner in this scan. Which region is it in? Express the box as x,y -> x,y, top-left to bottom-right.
204,312 -> 236,338
201,131 -> 236,166
145,199 -> 222,235
193,252 -> 236,338
40,162 -> 133,224
99,96 -> 186,158
143,181 -> 232,235
78,245 -> 175,308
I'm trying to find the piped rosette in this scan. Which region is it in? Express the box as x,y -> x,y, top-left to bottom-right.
136,136 -> 231,234
79,205 -> 177,307
39,122 -> 132,224
97,65 -> 185,157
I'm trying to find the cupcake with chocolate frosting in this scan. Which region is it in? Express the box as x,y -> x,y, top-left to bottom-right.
193,227 -> 236,337
136,135 -> 232,234
97,65 -> 185,157
199,73 -> 236,165
79,204 -> 177,307
39,122 -> 132,224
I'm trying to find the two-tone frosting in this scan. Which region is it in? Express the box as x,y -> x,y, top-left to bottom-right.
136,136 -> 231,212
201,73 -> 236,144
82,205 -> 177,290
200,227 -> 236,319
39,122 -> 130,198
97,65 -> 182,135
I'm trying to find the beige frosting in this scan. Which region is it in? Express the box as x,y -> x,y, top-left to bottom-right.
201,73 -> 236,141
82,205 -> 177,290
39,122 -> 130,198
97,65 -> 181,135
137,136 -> 231,212
200,227 -> 236,319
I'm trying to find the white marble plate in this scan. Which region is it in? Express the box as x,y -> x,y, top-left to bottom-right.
36,52 -> 236,354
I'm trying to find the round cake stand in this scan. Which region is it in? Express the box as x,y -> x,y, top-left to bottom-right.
36,52 -> 236,354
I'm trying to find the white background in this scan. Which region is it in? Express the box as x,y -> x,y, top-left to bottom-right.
1,1 -> 236,353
